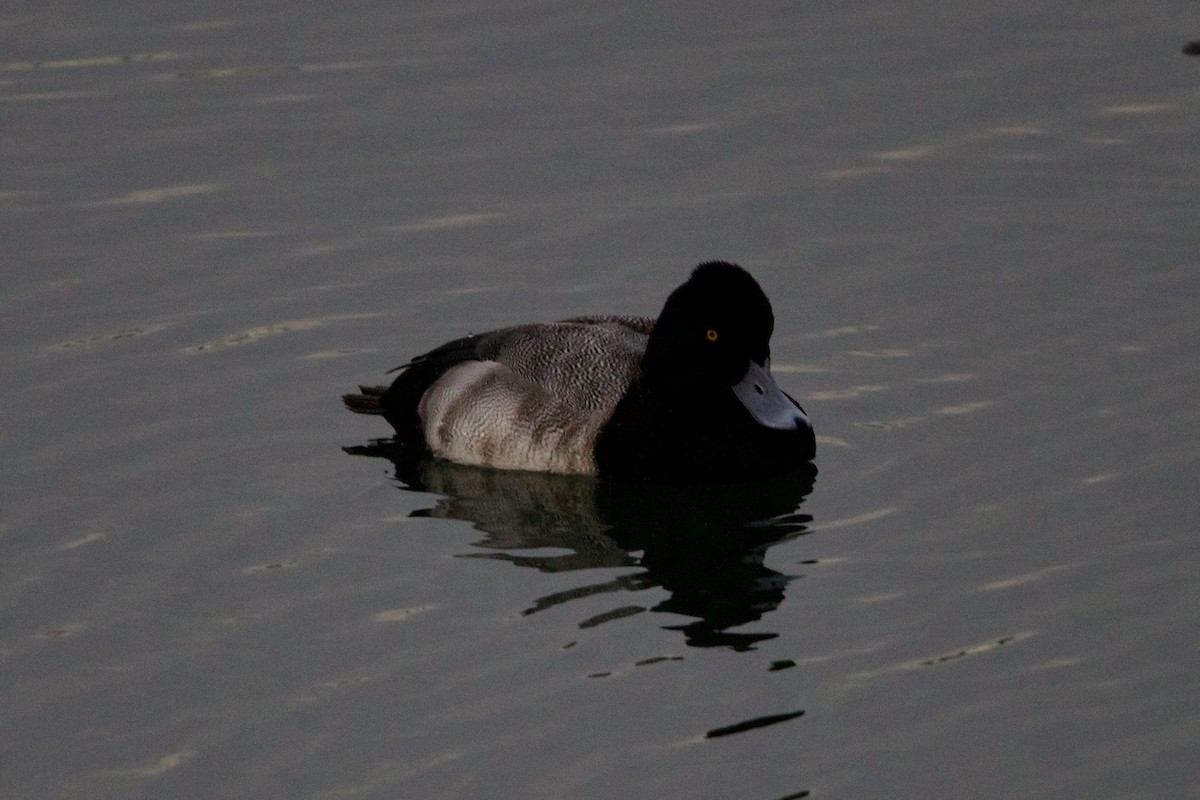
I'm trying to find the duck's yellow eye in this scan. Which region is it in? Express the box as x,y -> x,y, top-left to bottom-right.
705,328 -> 719,342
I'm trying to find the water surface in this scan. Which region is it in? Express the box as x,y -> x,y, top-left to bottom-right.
3,2 -> 1199,798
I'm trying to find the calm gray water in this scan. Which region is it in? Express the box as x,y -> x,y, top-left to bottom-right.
3,2 -> 1199,798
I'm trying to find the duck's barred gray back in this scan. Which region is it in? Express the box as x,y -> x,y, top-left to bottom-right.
418,316 -> 653,474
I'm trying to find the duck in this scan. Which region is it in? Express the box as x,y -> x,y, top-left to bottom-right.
343,261 -> 815,484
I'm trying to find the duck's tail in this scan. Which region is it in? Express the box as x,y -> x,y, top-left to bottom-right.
342,385 -> 389,415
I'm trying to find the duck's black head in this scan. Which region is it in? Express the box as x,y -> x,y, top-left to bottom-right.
645,261 -> 775,386
603,261 -> 815,483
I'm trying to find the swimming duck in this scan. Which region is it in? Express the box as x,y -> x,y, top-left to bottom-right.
343,261 -> 815,483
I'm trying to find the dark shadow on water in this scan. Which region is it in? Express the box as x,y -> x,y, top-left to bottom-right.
345,440 -> 817,651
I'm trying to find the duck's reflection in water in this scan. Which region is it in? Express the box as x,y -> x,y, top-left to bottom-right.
347,441 -> 817,650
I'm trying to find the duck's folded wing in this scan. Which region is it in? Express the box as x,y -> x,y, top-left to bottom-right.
368,317 -> 651,440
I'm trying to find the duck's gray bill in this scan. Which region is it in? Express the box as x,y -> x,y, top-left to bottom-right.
732,360 -> 812,431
